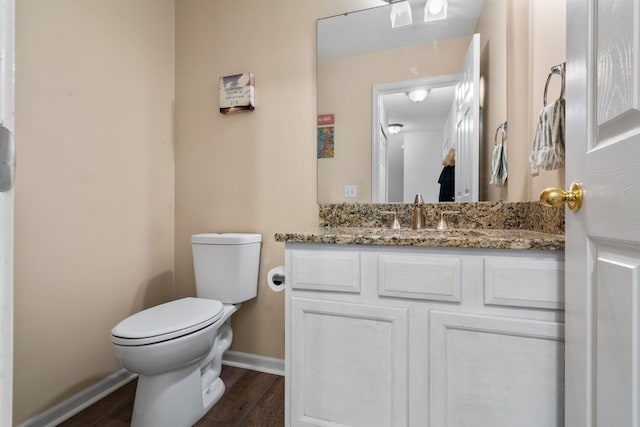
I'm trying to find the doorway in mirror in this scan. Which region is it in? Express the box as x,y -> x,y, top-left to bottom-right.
372,34 -> 480,203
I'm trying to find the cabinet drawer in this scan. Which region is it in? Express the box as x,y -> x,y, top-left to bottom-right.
290,250 -> 360,293
484,257 -> 564,310
377,254 -> 462,302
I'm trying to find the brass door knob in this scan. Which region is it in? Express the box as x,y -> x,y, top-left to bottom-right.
540,182 -> 584,211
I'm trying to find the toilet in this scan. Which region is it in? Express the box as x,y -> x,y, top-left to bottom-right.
111,233 -> 261,427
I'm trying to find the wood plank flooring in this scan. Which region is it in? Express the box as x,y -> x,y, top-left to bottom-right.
58,366 -> 284,427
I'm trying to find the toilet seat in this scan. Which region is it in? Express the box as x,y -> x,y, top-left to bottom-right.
112,297 -> 224,346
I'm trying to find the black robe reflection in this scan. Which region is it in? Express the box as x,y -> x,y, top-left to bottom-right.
438,166 -> 455,202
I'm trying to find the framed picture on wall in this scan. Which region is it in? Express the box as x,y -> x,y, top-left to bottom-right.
317,126 -> 334,158
219,73 -> 255,114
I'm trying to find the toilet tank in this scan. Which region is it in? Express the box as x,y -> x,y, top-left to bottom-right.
191,233 -> 262,304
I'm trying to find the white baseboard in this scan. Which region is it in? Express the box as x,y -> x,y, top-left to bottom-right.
222,350 -> 285,377
16,369 -> 136,427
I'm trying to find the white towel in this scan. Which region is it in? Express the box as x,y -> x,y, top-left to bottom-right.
530,98 -> 565,170
490,143 -> 508,187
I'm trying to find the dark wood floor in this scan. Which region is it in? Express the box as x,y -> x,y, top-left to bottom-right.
59,366 -> 285,427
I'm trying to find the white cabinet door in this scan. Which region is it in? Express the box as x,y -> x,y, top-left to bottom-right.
289,297 -> 409,427
429,311 -> 564,427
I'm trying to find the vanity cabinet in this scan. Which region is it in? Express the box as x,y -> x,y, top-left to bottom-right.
284,244 -> 565,427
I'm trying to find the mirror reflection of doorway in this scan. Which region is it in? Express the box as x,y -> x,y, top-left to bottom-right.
372,34 -> 480,203
379,84 -> 457,203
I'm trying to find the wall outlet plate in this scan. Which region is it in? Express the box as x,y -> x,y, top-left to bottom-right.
344,185 -> 357,198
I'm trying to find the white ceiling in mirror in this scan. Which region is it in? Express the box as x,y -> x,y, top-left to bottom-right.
317,0 -> 486,60
382,85 -> 456,133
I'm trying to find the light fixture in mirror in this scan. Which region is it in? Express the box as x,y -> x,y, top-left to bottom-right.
389,1 -> 413,28
406,89 -> 430,103
424,0 -> 448,21
388,123 -> 404,134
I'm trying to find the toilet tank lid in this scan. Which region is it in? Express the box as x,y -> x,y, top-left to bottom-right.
192,233 -> 262,245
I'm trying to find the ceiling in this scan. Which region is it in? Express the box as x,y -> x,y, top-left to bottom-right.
317,0 -> 485,60
318,0 -> 485,135
383,85 -> 456,134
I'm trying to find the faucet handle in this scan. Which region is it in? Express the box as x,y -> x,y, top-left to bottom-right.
380,211 -> 401,230
437,211 -> 460,230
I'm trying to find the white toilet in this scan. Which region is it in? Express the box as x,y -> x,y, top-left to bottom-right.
111,233 -> 261,427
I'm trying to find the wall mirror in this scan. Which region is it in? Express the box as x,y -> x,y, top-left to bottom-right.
317,0 -> 508,203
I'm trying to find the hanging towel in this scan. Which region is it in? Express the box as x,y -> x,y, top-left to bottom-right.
490,143 -> 508,187
530,98 -> 565,170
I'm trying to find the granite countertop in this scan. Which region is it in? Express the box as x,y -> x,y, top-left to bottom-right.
274,227 -> 565,251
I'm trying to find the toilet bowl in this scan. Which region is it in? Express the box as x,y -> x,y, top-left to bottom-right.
112,298 -> 236,427
111,233 -> 261,427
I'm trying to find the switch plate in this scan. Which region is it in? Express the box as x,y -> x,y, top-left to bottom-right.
344,185 -> 357,198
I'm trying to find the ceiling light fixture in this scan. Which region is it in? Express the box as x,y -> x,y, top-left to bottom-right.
388,0 -> 413,28
424,0 -> 448,22
406,89 -> 430,103
388,123 -> 404,134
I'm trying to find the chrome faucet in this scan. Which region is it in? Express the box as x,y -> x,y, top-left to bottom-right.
381,211 -> 401,230
411,193 -> 426,229
436,211 -> 460,230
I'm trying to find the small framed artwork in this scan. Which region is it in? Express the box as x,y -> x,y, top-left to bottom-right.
317,126 -> 334,158
317,114 -> 335,126
219,73 -> 255,114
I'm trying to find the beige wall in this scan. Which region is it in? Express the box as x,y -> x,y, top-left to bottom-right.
317,37 -> 471,203
507,0 -> 566,201
477,0 -> 508,201
528,0 -> 566,197
14,1 -> 175,423
174,0 -> 380,360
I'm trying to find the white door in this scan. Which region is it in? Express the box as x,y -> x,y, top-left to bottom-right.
565,0 -> 640,425
0,0 -> 14,425
454,33 -> 480,202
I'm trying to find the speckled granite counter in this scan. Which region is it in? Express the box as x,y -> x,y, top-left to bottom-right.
274,227 -> 564,251
275,201 -> 565,251
318,201 -> 564,234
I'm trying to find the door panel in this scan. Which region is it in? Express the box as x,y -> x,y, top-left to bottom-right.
566,0 -> 640,426
594,245 -> 640,425
596,0 -> 638,126
454,33 -> 480,202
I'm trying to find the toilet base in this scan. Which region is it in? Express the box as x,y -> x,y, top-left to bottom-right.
128,314 -> 235,427
130,360 -> 227,427
132,364 -> 202,427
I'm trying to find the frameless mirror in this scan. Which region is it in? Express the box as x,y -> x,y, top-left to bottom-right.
316,0 -> 504,203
